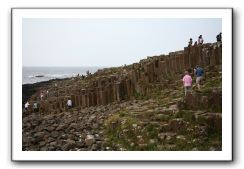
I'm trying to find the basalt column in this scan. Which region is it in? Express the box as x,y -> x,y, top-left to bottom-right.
210,46 -> 217,66
71,95 -> 76,107
184,47 -> 190,69
115,82 -> 121,102
81,89 -> 87,108
189,46 -> 197,68
96,88 -> 102,106
169,53 -> 177,74
164,56 -> 171,77
218,45 -> 222,64
159,60 -> 166,80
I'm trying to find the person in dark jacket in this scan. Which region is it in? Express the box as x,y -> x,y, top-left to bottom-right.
194,65 -> 204,90
216,32 -> 222,42
188,38 -> 193,47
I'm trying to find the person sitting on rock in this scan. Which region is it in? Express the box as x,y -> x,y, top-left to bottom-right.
188,38 -> 193,47
67,98 -> 72,109
182,71 -> 192,96
194,41 -> 198,46
198,35 -> 204,45
195,65 -> 204,90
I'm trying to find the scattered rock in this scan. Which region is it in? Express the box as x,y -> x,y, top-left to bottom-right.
176,135 -> 186,141
63,139 -> 76,151
85,135 -> 95,146
56,124 -> 66,131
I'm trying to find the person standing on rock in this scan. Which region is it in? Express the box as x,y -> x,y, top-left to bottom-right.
46,90 -> 49,98
216,32 -> 222,47
195,65 -> 204,90
198,35 -> 204,45
33,102 -> 38,113
24,101 -> 30,112
216,32 -> 222,42
182,71 -> 192,96
188,38 -> 193,47
40,91 -> 44,100
67,98 -> 72,109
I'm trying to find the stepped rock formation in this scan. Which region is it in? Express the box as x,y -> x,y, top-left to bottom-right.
23,42 -> 222,151
26,43 -> 221,111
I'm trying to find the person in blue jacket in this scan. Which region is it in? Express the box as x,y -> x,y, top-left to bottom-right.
194,65 -> 204,90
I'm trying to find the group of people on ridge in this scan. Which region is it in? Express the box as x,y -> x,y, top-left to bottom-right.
188,32 -> 222,48
188,35 -> 204,47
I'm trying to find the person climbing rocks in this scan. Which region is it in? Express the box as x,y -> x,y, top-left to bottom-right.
182,70 -> 192,96
194,65 -> 204,90
198,35 -> 204,45
67,98 -> 72,109
33,102 -> 38,113
40,91 -> 44,100
24,101 -> 30,112
188,38 -> 193,47
46,90 -> 49,98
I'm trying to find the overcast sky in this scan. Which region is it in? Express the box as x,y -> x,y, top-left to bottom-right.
23,18 -> 221,67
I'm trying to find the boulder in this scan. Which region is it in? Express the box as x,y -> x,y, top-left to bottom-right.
169,118 -> 187,132
63,139 -> 76,151
85,135 -> 95,146
56,124 -> 67,131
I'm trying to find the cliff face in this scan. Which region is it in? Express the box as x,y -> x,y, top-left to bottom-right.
26,43 -> 221,112
23,43 -> 222,151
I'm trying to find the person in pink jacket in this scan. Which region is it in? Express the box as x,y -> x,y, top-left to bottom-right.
182,71 -> 192,96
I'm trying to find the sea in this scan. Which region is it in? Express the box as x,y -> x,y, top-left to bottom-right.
22,66 -> 103,84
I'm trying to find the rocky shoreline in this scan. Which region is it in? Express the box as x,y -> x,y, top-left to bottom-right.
22,78 -> 69,107
22,43 -> 222,151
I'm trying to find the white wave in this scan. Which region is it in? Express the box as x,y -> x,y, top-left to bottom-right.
28,75 -> 36,78
45,73 -> 77,78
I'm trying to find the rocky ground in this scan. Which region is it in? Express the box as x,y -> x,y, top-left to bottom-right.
22,65 -> 222,151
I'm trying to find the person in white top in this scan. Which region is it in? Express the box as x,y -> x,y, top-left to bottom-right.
33,102 -> 38,112
198,35 -> 204,45
67,99 -> 72,109
40,91 -> 44,100
24,101 -> 30,112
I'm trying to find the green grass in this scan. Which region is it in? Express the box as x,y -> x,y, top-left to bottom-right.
101,66 -> 222,151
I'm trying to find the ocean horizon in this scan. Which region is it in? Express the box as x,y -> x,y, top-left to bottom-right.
22,66 -> 104,84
